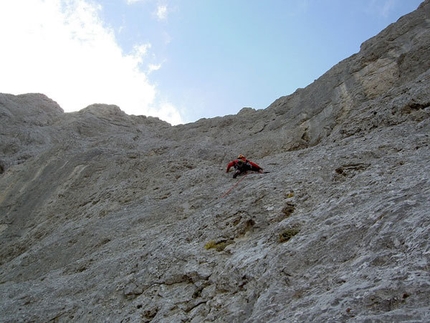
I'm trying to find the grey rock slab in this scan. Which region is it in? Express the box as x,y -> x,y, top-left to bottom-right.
1,1 -> 430,322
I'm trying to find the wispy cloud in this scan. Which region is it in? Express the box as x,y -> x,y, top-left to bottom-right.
125,0 -> 169,21
0,0 -> 183,125
125,0 -> 144,4
366,0 -> 397,18
381,0 -> 396,18
155,4 -> 168,21
148,63 -> 162,73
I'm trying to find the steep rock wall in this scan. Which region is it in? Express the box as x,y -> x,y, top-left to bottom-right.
0,1 -> 429,322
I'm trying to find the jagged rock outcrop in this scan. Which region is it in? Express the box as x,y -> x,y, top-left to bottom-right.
1,1 -> 429,322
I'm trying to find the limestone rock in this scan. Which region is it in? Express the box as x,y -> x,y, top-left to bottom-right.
1,1 -> 430,322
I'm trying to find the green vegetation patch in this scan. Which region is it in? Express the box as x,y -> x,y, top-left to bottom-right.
204,240 -> 233,252
281,202 -> 295,218
278,228 -> 300,243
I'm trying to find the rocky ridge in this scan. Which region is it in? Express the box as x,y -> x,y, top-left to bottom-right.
1,1 -> 430,322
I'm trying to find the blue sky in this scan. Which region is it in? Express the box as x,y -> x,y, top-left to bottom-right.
0,0 -> 423,124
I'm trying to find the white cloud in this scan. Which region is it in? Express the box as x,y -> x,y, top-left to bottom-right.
149,101 -> 183,126
155,4 -> 168,21
125,0 -> 144,4
131,43 -> 152,66
148,63 -> 162,73
0,0 -> 183,125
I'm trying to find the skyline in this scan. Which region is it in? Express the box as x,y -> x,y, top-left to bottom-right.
0,0 -> 423,124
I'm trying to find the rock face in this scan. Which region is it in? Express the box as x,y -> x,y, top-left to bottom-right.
1,1 -> 430,322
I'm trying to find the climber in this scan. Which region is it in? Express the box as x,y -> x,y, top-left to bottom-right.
226,154 -> 263,178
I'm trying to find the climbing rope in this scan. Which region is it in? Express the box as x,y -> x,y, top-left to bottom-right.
220,173 -> 248,198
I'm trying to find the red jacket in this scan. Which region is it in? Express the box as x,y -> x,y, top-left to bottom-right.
226,158 -> 262,173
